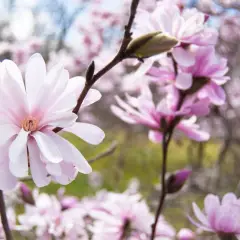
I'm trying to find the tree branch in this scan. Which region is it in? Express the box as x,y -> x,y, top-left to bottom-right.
53,0 -> 140,133
0,190 -> 13,240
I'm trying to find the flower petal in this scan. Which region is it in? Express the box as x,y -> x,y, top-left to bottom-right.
65,123 -> 105,145
32,131 -> 62,163
28,139 -> 51,187
25,53 -> 46,109
0,124 -> 19,146
175,72 -> 193,90
9,129 -> 29,178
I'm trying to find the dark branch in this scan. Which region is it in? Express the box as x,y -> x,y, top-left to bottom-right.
0,190 -> 13,240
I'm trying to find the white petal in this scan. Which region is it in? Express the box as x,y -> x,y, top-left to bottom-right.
0,124 -> 19,146
0,161 -> 18,191
82,89 -> 102,108
172,47 -> 195,67
25,53 -> 46,108
175,72 -> 193,90
46,163 -> 62,176
32,131 -> 62,163
39,112 -> 77,129
28,140 -> 51,187
65,123 -> 105,145
2,60 -> 25,91
9,129 -> 29,177
46,132 -> 92,174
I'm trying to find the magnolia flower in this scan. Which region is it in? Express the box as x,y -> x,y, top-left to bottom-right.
191,193 -> 240,239
0,53 -> 104,190
111,84 -> 210,142
18,190 -> 88,239
134,3 -> 217,46
175,46 -> 230,105
91,193 -> 175,239
149,46 -> 230,106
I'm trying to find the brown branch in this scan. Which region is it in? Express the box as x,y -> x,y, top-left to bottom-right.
0,190 -> 13,240
53,0 -> 140,133
88,141 -> 118,164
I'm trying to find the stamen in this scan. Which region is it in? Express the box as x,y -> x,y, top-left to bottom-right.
21,117 -> 38,132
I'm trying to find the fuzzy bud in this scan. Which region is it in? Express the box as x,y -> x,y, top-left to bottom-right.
166,169 -> 192,194
126,32 -> 178,58
19,183 -> 35,205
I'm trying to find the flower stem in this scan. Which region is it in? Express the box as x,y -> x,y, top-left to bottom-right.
150,130 -> 172,240
0,190 -> 13,240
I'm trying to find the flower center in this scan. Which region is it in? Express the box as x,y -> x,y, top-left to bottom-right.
21,117 -> 38,132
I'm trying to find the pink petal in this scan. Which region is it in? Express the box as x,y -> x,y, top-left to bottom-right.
53,162 -> 77,185
65,123 -> 105,145
192,202 -> 209,226
172,47 -> 195,67
222,193 -> 237,205
2,60 -> 25,91
46,163 -> 62,176
0,153 -> 17,190
111,105 -> 137,124
82,89 -> 102,108
175,72 -> 193,90
39,112 -> 77,129
205,83 -> 226,106
9,129 -> 29,178
46,132 -> 92,174
204,194 -> 220,229
25,53 -> 46,109
28,139 -> 51,187
177,121 -> 210,141
148,130 -> 163,143
0,124 -> 19,146
32,131 -> 62,163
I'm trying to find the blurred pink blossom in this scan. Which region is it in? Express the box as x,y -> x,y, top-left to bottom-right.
111,84 -> 210,142
191,193 -> 240,239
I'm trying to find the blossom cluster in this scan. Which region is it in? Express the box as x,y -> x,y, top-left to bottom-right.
111,0 -> 230,143
3,184 -> 240,240
1,185 -> 195,240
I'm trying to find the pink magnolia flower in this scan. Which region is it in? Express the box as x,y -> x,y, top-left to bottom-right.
0,53 -> 104,190
111,84 -> 210,143
149,46 -> 230,106
18,190 -> 88,240
133,2 -> 218,46
91,192 -> 175,240
174,46 -> 230,105
191,193 -> 240,239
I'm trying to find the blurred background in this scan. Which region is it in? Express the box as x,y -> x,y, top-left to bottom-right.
1,0 -> 240,230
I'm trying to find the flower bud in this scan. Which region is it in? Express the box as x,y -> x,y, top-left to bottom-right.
177,228 -> 195,240
19,183 -> 35,205
166,169 -> 192,194
126,32 -> 178,58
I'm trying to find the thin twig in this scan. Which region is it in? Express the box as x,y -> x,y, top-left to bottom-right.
0,190 -> 13,240
150,79 -> 186,239
150,131 -> 168,240
88,141 -> 118,164
53,0 -> 140,133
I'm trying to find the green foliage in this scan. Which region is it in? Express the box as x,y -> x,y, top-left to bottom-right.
38,129 -> 219,198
